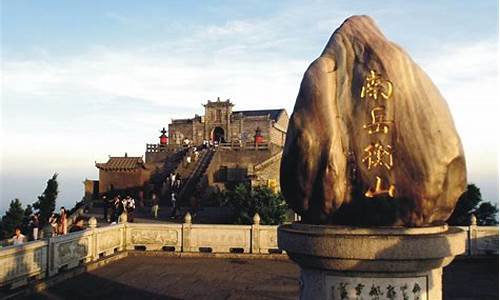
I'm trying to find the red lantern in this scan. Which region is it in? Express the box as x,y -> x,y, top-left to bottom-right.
254,127 -> 264,144
159,127 -> 168,145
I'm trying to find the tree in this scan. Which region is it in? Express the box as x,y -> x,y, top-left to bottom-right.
22,204 -> 34,234
0,199 -> 26,240
33,173 -> 59,225
447,184 -> 498,226
220,183 -> 290,225
474,202 -> 498,226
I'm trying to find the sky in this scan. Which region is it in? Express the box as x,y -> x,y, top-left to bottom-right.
1,0 -> 498,213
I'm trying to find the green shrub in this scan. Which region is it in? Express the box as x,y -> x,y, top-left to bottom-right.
217,183 -> 290,225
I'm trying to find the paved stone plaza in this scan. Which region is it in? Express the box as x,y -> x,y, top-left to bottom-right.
17,254 -> 498,300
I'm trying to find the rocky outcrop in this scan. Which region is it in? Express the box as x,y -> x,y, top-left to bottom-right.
280,15 -> 466,226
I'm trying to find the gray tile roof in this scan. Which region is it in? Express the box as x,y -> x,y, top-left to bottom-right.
232,109 -> 285,121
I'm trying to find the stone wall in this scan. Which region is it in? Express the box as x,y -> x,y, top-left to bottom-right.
169,115 -> 277,145
169,120 -> 194,145
250,152 -> 282,190
99,169 -> 150,194
269,126 -> 286,147
269,111 -> 288,147
206,148 -> 280,187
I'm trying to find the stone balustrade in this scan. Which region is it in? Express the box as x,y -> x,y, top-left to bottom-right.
458,225 -> 499,255
0,216 -> 497,290
0,240 -> 47,289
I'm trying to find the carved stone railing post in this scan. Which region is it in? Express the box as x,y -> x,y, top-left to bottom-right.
469,214 -> 478,255
119,212 -> 128,223
251,213 -> 261,253
47,236 -> 57,277
88,217 -> 98,261
182,212 -> 192,252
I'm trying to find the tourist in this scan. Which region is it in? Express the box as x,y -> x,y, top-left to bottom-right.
126,196 -> 136,222
12,226 -> 26,245
185,154 -> 192,167
58,207 -> 68,235
120,196 -> 128,216
151,193 -> 159,219
189,195 -> 199,218
69,217 -> 86,233
169,172 -> 176,188
114,195 -> 123,222
30,213 -> 40,240
48,212 -> 58,236
174,175 -> 182,193
194,149 -> 200,162
138,190 -> 144,208
109,195 -> 117,222
170,192 -> 179,219
102,194 -> 109,223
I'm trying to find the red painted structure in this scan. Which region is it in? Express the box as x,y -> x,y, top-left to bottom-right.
254,127 -> 264,144
159,127 -> 168,145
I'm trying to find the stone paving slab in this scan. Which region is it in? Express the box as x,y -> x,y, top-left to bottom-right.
16,255 -> 498,300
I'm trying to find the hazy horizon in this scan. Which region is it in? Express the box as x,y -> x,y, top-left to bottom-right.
1,0 -> 498,214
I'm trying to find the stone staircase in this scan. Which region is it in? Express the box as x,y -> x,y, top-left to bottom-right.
177,149 -> 216,204
150,148 -> 188,190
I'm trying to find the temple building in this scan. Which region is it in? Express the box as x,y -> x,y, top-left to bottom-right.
91,99 -> 289,200
95,154 -> 151,194
168,98 -> 289,147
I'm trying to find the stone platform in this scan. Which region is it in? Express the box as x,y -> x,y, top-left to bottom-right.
14,254 -> 498,300
278,224 -> 466,299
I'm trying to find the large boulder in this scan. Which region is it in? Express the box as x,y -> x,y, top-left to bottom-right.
280,15 -> 466,227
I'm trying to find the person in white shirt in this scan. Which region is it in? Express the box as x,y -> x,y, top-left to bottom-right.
170,192 -> 179,219
12,227 -> 26,245
126,196 -> 136,222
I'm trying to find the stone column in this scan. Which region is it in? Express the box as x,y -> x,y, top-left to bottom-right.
278,224 -> 466,300
182,212 -> 192,252
88,217 -> 98,262
251,213 -> 261,253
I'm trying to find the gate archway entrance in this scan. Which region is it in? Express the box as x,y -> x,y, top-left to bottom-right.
212,127 -> 225,143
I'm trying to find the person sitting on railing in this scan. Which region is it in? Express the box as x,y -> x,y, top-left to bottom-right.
12,226 -> 26,245
69,217 -> 86,233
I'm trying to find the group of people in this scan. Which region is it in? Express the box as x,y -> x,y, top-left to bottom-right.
166,172 -> 182,219
149,172 -> 184,220
102,194 -> 136,223
48,207 -> 68,236
10,206 -> 87,246
184,146 -> 201,168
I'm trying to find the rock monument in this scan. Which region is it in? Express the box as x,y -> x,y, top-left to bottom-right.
278,15 -> 466,300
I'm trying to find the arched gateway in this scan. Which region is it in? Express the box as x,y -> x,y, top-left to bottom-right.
212,127 -> 225,143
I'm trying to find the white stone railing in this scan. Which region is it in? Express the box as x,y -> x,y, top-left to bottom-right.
0,215 -> 497,290
0,240 -> 48,289
458,225 -> 499,255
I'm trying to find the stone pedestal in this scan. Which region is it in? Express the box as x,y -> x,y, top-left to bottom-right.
278,224 -> 466,300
